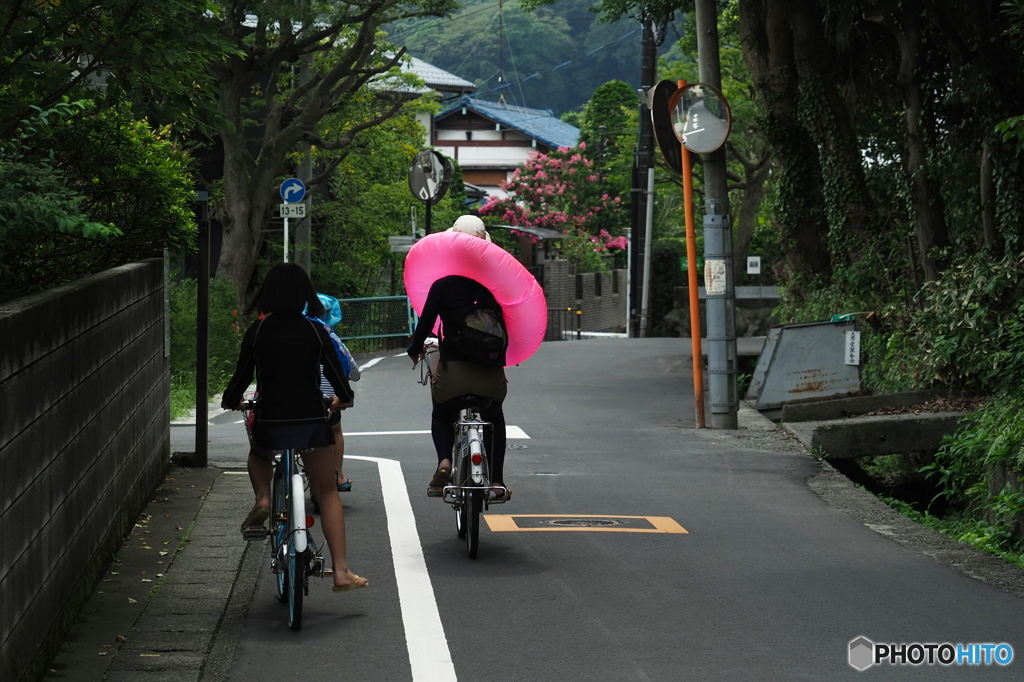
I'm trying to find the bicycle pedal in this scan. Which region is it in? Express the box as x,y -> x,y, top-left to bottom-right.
241,526 -> 267,541
427,487 -> 443,498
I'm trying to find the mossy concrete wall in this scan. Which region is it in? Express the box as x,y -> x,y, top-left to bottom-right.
0,260 -> 170,681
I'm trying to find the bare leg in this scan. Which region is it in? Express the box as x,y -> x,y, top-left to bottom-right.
247,446 -> 275,509
301,446 -> 366,589
333,421 -> 347,486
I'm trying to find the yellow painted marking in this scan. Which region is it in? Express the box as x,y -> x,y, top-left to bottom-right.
484,514 -> 688,533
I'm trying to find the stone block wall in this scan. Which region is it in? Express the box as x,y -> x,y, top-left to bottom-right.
0,260 -> 170,682
535,260 -> 627,337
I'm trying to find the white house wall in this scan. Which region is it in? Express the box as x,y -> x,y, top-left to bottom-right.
436,144 -> 532,169
416,111 -> 433,148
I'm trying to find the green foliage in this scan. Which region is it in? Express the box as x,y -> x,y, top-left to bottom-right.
660,2 -> 775,288
0,104 -> 116,279
904,388 -> 1024,561
168,276 -> 244,418
0,101 -> 196,302
555,231 -> 613,274
576,80 -> 637,201
209,0 -> 462,301
311,114 -> 470,298
876,252 -> 1024,392
877,495 -> 1024,570
649,238 -> 684,337
0,0 -> 229,141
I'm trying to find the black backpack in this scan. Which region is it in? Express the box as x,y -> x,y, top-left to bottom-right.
444,303 -> 508,367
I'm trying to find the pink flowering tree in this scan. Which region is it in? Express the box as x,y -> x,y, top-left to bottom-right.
478,145 -> 627,272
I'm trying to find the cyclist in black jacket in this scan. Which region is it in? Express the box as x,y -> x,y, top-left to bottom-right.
407,216 -> 510,500
222,262 -> 367,592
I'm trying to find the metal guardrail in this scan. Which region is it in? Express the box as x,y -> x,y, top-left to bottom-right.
546,307 -> 581,341
338,296 -> 414,340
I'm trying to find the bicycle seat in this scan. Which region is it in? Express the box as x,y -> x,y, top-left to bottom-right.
445,393 -> 493,410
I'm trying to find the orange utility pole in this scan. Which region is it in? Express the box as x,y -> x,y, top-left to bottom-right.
680,80 -> 705,428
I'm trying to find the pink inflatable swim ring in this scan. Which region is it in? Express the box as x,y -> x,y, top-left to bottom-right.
404,230 -> 548,366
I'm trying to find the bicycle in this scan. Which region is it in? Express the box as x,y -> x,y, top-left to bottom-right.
240,399 -> 332,631
417,343 -> 509,559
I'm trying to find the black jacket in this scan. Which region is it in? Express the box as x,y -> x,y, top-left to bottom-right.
221,313 -> 353,423
407,275 -> 502,362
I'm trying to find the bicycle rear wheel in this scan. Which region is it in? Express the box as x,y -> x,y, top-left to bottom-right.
287,471 -> 307,630
465,488 -> 482,559
455,498 -> 467,539
271,463 -> 288,602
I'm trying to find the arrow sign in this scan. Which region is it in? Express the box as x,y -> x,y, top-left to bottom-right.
280,178 -> 306,203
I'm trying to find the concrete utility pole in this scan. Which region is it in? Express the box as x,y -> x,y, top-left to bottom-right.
630,15 -> 656,338
695,0 -> 738,429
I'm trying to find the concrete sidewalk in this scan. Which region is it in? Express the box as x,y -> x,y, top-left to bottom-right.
43,466 -> 258,682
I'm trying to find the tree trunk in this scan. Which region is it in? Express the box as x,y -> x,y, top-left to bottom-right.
895,8 -> 949,282
739,0 -> 831,285
215,133 -> 271,308
789,2 -> 878,265
731,150 -> 771,282
980,144 -> 998,255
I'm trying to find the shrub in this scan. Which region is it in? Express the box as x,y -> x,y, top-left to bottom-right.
878,252 -> 1024,392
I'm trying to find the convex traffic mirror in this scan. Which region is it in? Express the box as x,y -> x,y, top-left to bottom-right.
668,82 -> 731,154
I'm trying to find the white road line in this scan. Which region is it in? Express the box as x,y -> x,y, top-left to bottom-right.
360,357 -> 383,370
348,455 -> 456,682
345,426 -> 529,439
228,423 -> 531,439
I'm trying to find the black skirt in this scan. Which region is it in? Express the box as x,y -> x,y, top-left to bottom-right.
251,420 -> 334,450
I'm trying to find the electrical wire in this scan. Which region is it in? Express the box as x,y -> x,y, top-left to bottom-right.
481,27 -> 640,98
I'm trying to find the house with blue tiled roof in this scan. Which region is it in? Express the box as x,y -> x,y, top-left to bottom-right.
432,95 -> 581,201
399,59 -> 581,203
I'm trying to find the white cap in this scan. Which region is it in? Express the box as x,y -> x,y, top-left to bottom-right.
447,215 -> 491,241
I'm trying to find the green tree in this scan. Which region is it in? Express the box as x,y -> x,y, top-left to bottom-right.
204,0 -> 459,304
310,110 -> 467,297
662,2 -> 772,284
738,0 -> 1024,296
0,102 -> 194,301
0,0 -> 229,141
576,79 -> 637,205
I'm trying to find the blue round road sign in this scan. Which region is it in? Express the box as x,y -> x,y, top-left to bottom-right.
280,178 -> 306,203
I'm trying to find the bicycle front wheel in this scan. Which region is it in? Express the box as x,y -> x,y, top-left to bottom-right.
465,488 -> 482,559
286,546 -> 305,631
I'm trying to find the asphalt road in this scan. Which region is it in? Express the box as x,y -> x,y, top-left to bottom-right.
172,338 -> 1024,680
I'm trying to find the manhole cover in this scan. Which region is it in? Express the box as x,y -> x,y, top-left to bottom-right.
507,444 -> 528,450
539,518 -> 626,528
